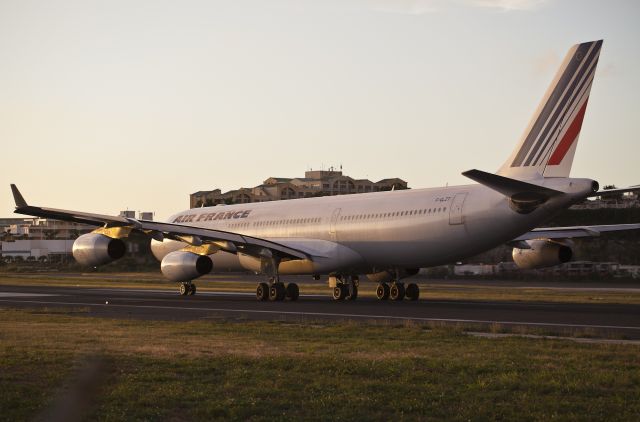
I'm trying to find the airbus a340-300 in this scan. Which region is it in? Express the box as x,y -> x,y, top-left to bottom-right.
11,40 -> 640,302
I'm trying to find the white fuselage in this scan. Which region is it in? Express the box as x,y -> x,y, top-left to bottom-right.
150,177 -> 596,275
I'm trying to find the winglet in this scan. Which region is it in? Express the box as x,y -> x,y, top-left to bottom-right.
10,184 -> 28,209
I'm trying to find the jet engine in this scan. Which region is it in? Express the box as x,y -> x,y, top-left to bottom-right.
161,251 -> 213,282
72,233 -> 126,267
512,239 -> 573,269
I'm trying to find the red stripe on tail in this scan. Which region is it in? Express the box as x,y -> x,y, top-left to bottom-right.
548,99 -> 589,165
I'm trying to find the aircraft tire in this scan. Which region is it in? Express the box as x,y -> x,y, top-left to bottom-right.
256,282 -> 269,301
270,282 -> 286,301
390,283 -> 405,301
188,284 -> 196,296
346,285 -> 358,301
376,283 -> 390,300
333,285 -> 346,301
179,283 -> 188,296
406,283 -> 419,300
286,283 -> 299,301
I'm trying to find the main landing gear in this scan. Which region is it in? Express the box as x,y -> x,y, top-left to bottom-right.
331,275 -> 358,301
179,282 -> 196,296
255,255 -> 300,302
256,280 -> 299,301
376,282 -> 419,301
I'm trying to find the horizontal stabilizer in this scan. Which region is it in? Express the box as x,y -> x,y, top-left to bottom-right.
462,169 -> 563,199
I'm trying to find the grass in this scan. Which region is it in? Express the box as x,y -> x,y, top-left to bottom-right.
1,272 -> 640,305
0,308 -> 639,421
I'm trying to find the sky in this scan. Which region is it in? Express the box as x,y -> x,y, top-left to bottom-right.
1,0 -> 639,220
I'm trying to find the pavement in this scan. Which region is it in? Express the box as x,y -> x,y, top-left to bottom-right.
1,280 -> 640,339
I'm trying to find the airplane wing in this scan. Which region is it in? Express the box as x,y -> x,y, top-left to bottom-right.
10,184 -> 309,261
588,185 -> 640,197
512,224 -> 640,241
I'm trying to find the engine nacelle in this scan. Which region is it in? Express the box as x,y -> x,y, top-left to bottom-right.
161,251 -> 213,283
512,239 -> 573,269
72,233 -> 126,267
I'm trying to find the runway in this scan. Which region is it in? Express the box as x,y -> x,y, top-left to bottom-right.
1,283 -> 639,339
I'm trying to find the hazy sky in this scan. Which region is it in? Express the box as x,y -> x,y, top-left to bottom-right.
1,0 -> 638,220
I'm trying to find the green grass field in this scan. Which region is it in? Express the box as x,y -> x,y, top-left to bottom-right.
1,308 -> 639,421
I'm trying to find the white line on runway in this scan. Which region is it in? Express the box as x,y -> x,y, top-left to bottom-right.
84,288 -> 327,298
523,286 -> 640,293
1,298 -> 639,332
0,293 -> 59,298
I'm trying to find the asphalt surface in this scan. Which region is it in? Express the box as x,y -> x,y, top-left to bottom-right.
1,282 -> 640,339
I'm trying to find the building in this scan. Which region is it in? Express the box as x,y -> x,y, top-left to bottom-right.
190,169 -> 408,208
0,218 -> 94,241
571,191 -> 640,209
1,213 -> 154,261
2,239 -> 76,261
1,218 -> 95,261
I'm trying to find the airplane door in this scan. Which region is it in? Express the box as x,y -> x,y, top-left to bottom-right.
449,193 -> 467,225
329,208 -> 341,239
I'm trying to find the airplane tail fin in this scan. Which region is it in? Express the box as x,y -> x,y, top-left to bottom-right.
497,40 -> 603,179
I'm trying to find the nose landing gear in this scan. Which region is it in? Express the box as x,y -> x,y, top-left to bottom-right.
179,282 -> 196,296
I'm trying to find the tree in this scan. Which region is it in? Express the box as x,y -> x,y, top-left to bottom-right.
601,184 -> 623,202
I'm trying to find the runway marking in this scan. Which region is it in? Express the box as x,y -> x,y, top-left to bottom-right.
0,293 -> 58,298
1,299 -> 639,332
70,288 -> 628,308
85,288 -> 326,298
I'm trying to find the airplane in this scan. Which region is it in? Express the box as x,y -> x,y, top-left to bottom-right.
10,40 -> 640,302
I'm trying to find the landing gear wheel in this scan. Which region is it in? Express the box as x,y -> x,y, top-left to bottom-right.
286,283 -> 299,301
376,283 -> 390,300
405,283 -> 419,301
390,283 -> 405,301
179,283 -> 189,296
188,284 -> 196,296
346,284 -> 358,301
269,282 -> 286,301
333,284 -> 347,301
256,282 -> 269,301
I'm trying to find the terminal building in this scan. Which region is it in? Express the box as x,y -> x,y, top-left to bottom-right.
190,169 -> 408,208
0,212 -> 153,261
